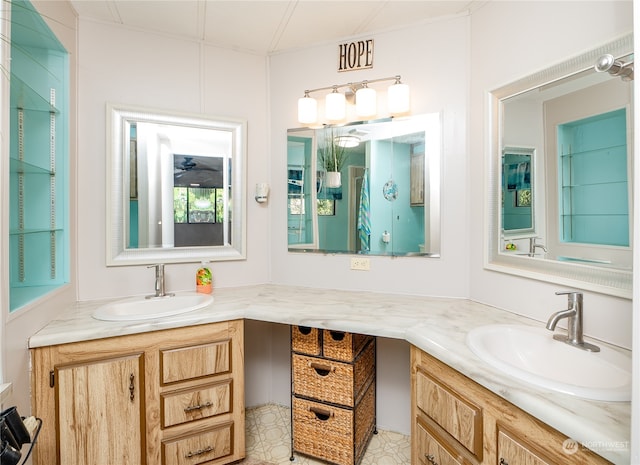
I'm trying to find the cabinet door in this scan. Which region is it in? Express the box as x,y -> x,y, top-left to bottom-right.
497,429 -> 552,465
56,354 -> 145,465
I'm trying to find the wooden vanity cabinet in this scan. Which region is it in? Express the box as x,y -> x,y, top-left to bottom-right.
411,346 -> 611,465
30,320 -> 245,465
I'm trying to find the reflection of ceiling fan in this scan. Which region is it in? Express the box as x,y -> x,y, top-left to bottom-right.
179,156 -> 197,171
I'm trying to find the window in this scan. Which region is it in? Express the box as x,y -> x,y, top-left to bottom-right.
174,187 -> 224,224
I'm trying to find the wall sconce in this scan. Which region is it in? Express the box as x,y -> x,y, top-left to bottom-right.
255,183 -> 269,203
297,75 -> 410,125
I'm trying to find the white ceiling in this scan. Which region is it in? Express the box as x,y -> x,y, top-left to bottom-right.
69,0 -> 483,55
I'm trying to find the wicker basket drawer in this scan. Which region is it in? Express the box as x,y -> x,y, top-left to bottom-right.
323,331 -> 374,361
293,381 -> 375,465
292,340 -> 374,407
161,380 -> 232,428
162,422 -> 233,465
291,326 -> 321,356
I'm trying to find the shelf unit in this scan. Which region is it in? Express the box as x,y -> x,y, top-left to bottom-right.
8,0 -> 69,311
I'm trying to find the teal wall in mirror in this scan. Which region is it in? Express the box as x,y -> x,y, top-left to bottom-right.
287,114 -> 441,257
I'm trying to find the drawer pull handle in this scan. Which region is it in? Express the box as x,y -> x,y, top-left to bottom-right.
309,406 -> 333,421
329,330 -> 345,341
298,326 -> 313,335
425,454 -> 438,465
309,362 -> 334,376
184,401 -> 213,412
129,373 -> 135,402
186,445 -> 213,458
499,459 -> 509,465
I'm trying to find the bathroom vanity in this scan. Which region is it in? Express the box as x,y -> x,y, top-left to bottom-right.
28,285 -> 630,465
412,347 -> 609,465
30,320 -> 244,465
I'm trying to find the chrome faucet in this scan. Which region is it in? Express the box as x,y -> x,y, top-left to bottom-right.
546,291 -> 599,352
528,237 -> 547,257
146,264 -> 174,299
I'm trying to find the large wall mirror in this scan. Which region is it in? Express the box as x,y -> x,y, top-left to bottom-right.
487,34 -> 633,297
106,103 -> 247,266
287,114 -> 441,256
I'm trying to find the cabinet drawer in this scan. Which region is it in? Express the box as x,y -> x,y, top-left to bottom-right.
415,367 -> 482,459
323,331 -> 373,361
415,417 -> 467,465
162,422 -> 233,465
161,380 -> 232,428
293,381 -> 375,465
292,326 -> 321,356
293,340 -> 374,407
160,340 -> 230,384
497,427 -> 552,465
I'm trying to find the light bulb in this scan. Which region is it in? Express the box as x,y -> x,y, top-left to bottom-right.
298,94 -> 317,124
388,81 -> 410,114
356,86 -> 377,117
325,89 -> 346,121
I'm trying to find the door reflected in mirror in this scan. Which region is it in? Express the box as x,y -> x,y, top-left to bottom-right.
107,104 -> 247,266
287,114 -> 441,257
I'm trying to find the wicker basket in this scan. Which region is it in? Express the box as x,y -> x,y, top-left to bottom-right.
292,340 -> 374,407
293,380 -> 375,465
291,326 -> 321,356
323,331 -> 373,362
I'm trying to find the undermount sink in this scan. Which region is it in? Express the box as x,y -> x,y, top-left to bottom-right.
466,324 -> 631,402
93,292 -> 213,321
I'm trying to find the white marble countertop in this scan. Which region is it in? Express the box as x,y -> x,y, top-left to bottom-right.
29,284 -> 630,464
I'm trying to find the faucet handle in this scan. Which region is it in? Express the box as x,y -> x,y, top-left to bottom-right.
555,290 -> 583,305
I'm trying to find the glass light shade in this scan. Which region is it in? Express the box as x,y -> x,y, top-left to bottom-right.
325,91 -> 346,121
297,96 -> 317,124
388,82 -> 410,114
334,135 -> 360,148
356,87 -> 377,117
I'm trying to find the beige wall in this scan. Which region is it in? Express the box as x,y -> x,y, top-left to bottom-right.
75,19 -> 270,300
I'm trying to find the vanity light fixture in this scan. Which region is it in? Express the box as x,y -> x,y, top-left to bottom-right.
297,75 -> 410,125
387,76 -> 411,114
325,86 -> 346,121
297,91 -> 318,124
355,81 -> 377,117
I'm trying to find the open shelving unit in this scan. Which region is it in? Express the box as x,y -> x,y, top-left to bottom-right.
8,0 -> 69,311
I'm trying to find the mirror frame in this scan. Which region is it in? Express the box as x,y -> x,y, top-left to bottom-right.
486,34 -> 633,298
106,103 -> 247,266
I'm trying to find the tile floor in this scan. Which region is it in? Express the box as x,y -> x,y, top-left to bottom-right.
241,404 -> 410,465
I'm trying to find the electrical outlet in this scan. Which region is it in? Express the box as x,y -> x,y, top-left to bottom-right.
350,257 -> 370,271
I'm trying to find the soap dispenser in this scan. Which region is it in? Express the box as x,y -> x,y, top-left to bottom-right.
196,262 -> 213,294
